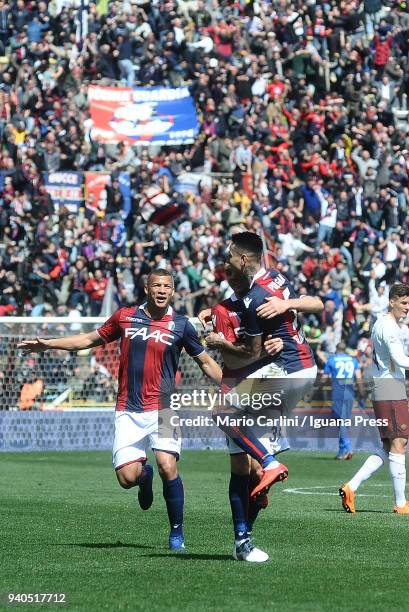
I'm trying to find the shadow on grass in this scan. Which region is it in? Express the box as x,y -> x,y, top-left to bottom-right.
57,542 -> 154,549
303,456 -> 349,461
144,553 -> 232,561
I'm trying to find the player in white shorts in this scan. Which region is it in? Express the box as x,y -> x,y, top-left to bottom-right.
200,283 -> 285,551
209,233 -> 320,498
200,234 -> 322,563
19,269 -> 222,551
112,410 -> 182,473
339,283 -> 409,514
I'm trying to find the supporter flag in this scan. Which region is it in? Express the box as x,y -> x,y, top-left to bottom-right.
84,172 -> 110,214
88,86 -> 199,145
140,185 -> 187,225
43,172 -> 83,212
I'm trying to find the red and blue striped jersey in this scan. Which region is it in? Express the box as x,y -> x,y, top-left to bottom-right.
96,305 -> 204,412
211,295 -> 244,344
241,268 -> 315,375
211,295 -> 246,381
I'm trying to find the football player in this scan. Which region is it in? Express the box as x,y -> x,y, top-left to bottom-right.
18,269 -> 222,551
340,283 -> 409,514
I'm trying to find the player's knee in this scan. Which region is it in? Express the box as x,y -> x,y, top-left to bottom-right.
116,473 -> 134,489
390,437 -> 408,454
116,464 -> 142,489
157,458 -> 177,480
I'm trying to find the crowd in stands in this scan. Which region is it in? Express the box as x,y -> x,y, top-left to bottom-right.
2,0 -> 409,368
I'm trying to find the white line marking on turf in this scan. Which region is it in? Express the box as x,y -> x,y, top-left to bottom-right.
283,484 -> 390,498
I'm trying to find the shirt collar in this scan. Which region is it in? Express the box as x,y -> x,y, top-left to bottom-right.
139,303 -> 173,317
250,267 -> 267,289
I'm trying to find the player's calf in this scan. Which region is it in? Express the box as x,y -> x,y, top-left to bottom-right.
116,462 -> 154,510
247,458 -> 269,533
138,465 -> 154,510
155,451 -> 185,550
229,472 -> 250,543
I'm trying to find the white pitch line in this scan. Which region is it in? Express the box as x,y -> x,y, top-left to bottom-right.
283,484 -> 390,498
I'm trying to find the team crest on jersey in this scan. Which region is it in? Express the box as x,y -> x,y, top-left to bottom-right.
125,327 -> 175,345
168,320 -> 175,331
243,298 -> 252,309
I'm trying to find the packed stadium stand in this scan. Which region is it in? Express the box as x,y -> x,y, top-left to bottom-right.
2,0 -> 409,405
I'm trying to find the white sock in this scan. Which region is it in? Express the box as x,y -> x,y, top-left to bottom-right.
388,452 -> 407,508
348,452 -> 386,492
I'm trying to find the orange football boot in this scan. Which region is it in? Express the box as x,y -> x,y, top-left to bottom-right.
339,483 -> 356,513
393,501 -> 409,514
250,463 -> 288,497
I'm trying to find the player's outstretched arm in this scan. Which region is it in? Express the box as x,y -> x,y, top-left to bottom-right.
193,351 -> 223,385
18,331 -> 104,355
256,295 -> 324,319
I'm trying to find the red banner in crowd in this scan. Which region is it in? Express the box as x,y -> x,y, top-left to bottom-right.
84,172 -> 110,214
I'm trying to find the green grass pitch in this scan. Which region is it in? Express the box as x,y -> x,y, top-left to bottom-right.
0,450 -> 407,612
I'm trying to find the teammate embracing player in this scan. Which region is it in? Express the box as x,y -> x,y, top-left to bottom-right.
340,283 -> 409,514
203,231 -> 323,561
200,270 -> 285,562
18,269 -> 222,551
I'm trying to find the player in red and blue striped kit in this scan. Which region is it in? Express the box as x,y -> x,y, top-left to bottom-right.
204,233 -> 321,561
19,269 -> 222,552
209,293 -> 286,562
96,300 -> 204,413
200,240 -> 322,562
241,267 -> 316,375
